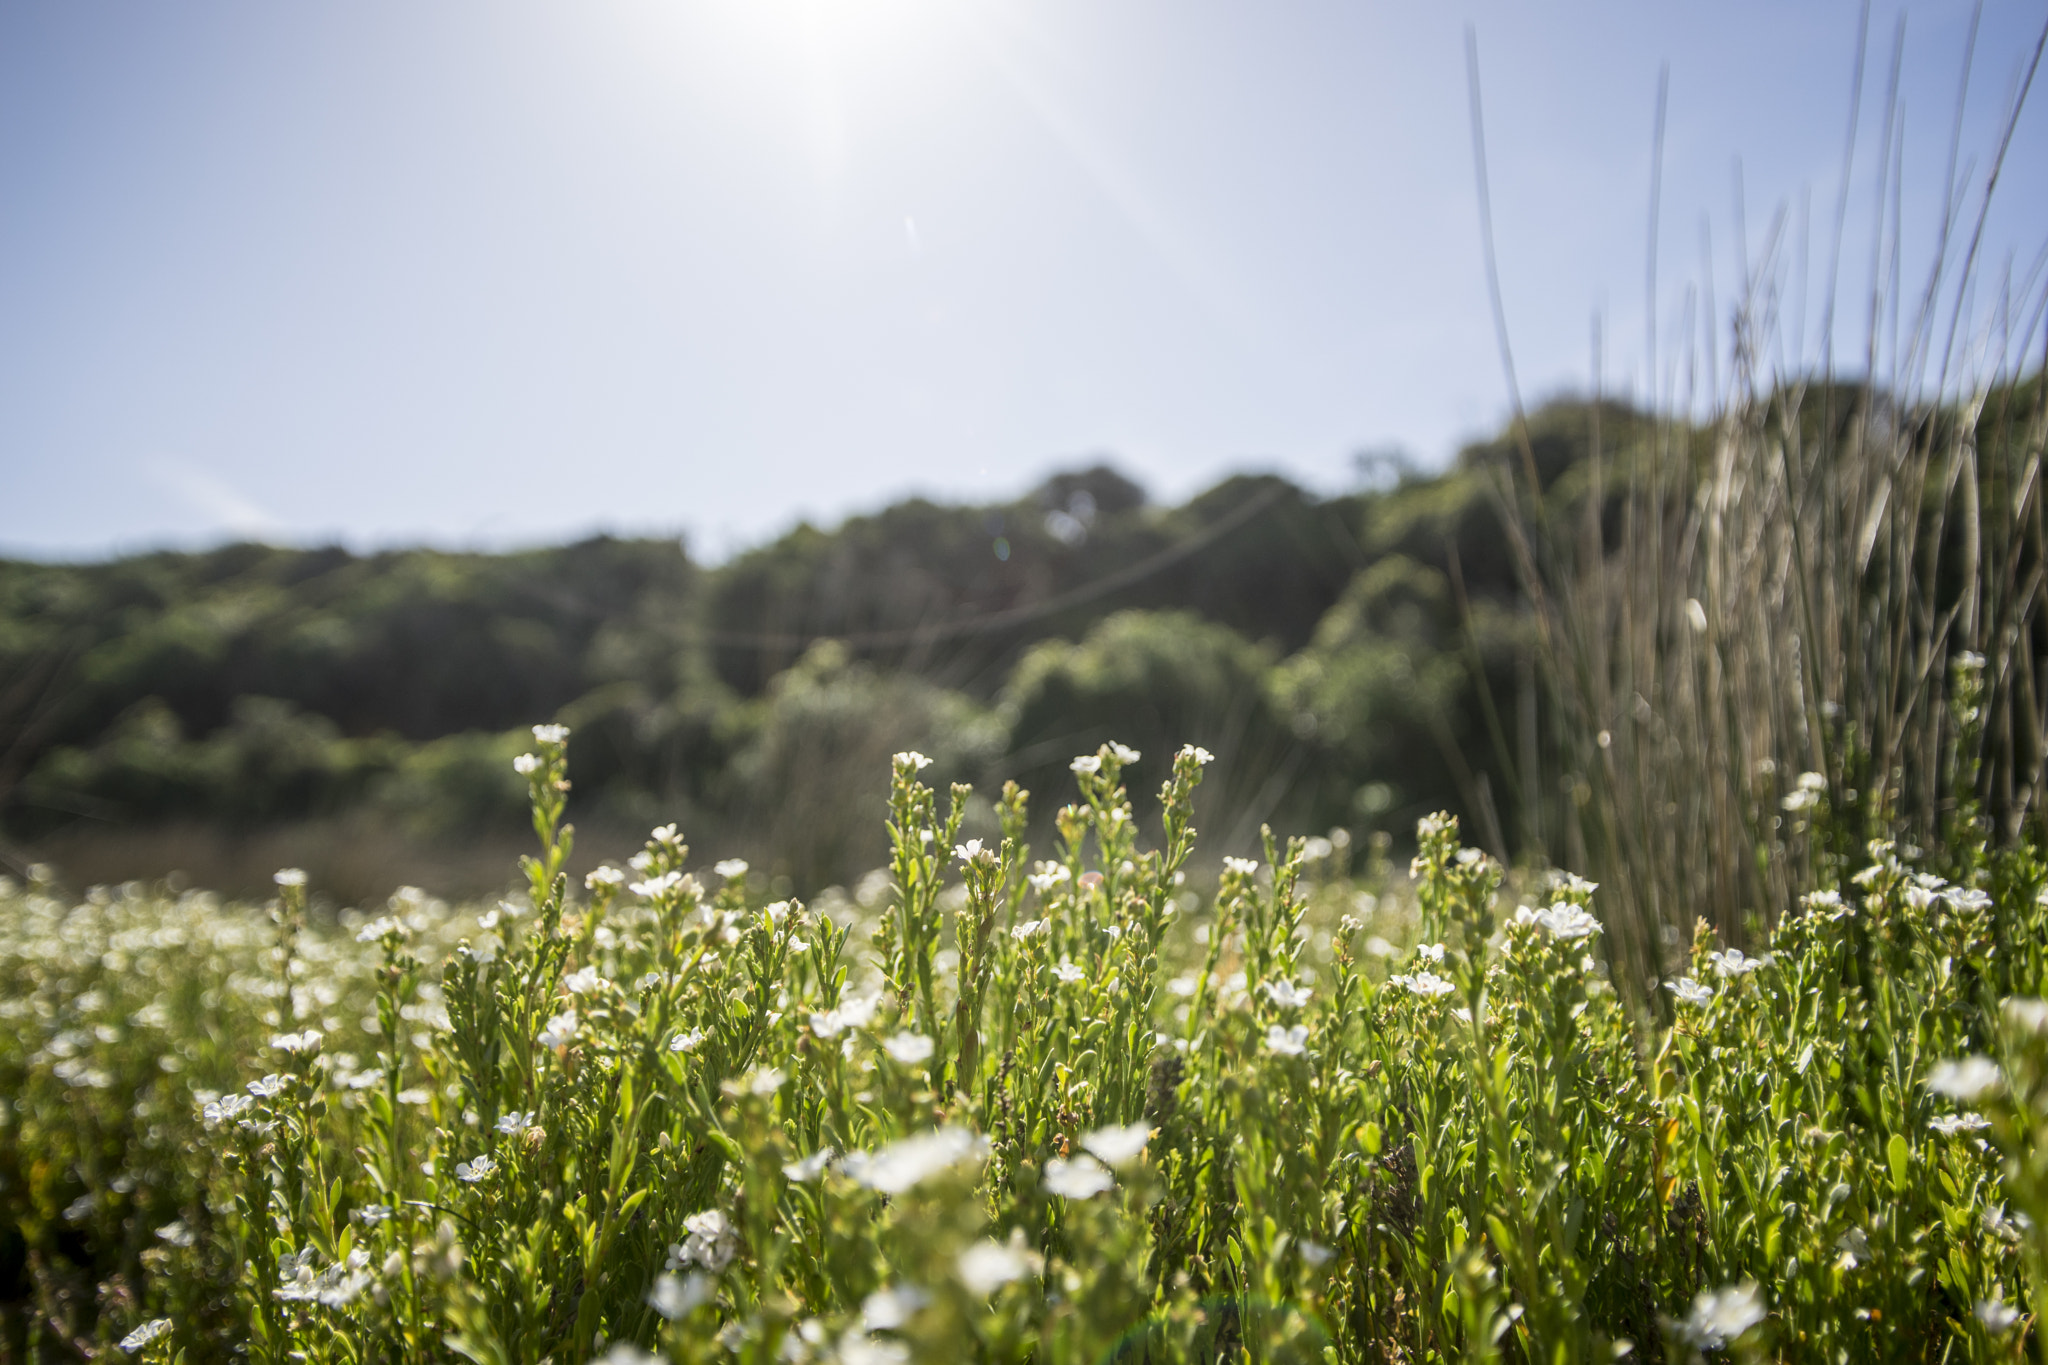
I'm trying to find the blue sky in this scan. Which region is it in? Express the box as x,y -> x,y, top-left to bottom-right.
3,1 -> 2043,561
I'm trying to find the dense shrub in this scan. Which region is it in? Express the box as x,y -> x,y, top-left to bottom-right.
1001,611 -> 1308,846
5,730 -> 2047,1361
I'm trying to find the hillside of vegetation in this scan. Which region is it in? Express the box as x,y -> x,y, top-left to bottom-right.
0,419 -> 1574,901
6,372 -> 2042,918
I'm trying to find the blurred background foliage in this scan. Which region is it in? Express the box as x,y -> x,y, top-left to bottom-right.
6,385 -> 2029,902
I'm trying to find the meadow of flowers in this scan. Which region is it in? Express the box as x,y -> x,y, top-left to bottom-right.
5,724 -> 2048,1363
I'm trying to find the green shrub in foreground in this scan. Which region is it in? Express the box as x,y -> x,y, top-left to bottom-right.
4,727 -> 2048,1363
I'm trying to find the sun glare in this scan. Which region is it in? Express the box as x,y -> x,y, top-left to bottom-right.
621,0 -> 967,87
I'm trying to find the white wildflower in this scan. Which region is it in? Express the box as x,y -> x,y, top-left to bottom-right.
1415,942 -> 1446,963
585,866 -> 626,889
513,754 -> 541,776
1534,903 -> 1602,941
2004,998 -> 2048,1036
532,723 -> 569,744
671,1209 -> 738,1271
1263,979 -> 1312,1010
713,858 -> 748,880
1927,1056 -> 2004,1102
839,1338 -> 910,1365
495,1111 -> 534,1136
155,1220 -> 195,1247
783,1147 -> 835,1182
1180,744 -> 1214,764
1977,1298 -> 2022,1333
648,1271 -> 714,1320
1043,1155 -> 1115,1199
1052,958 -> 1086,984
1782,778 -> 1823,812
1010,918 -> 1049,940
1080,1123 -> 1151,1167
1905,878 -> 1946,911
1265,1023 -> 1310,1056
1802,889 -> 1850,918
455,1155 -> 496,1183
1667,977 -> 1713,1006
562,966 -> 608,995
629,871 -> 683,899
1930,1112 -> 1991,1136
1390,971 -> 1455,1000
269,1029 -> 322,1054
1672,1281 -> 1766,1350
1070,754 -> 1102,775
1223,857 -> 1259,876
893,750 -> 933,771
843,1127 -> 989,1194
810,994 -> 879,1038
273,868 -> 307,888
882,1032 -> 935,1064
120,1319 -> 172,1352
668,1028 -> 704,1053
861,1286 -> 929,1332
957,1236 -> 1039,1295
247,1074 -> 289,1099
274,1249 -> 373,1309
1109,742 -> 1140,765
1706,948 -> 1768,977
537,1010 -> 578,1049
954,839 -> 986,864
1027,862 -> 1071,894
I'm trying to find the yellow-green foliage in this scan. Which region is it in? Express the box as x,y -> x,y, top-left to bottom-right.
4,728 -> 2048,1363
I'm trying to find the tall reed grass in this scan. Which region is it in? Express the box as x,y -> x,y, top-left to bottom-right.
1474,16 -> 2048,993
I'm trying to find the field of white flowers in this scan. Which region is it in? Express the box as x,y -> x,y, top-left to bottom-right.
5,723 -> 2048,1363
